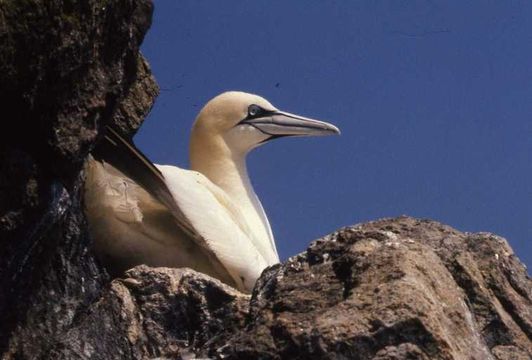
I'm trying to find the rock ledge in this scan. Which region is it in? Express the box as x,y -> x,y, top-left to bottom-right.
51,217 -> 532,360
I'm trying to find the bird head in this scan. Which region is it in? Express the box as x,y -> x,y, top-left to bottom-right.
191,91 -> 340,155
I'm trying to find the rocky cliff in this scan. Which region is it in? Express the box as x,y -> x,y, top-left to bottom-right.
0,0 -> 157,358
0,1 -> 530,359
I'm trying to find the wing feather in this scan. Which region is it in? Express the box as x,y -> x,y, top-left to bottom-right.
90,126 -> 265,291
92,127 -> 199,239
156,165 -> 268,289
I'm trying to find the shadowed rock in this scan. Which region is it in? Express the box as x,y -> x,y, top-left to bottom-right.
49,266 -> 249,359
0,0 -> 157,358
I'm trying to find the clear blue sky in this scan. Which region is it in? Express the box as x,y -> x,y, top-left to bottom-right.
137,1 -> 531,270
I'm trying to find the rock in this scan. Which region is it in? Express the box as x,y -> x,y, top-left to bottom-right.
48,266 -> 249,359
211,217 -> 531,360
12,212 -> 530,359
0,0 -> 157,358
0,1 -> 530,359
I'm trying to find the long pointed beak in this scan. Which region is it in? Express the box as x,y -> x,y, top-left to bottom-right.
241,110 -> 340,137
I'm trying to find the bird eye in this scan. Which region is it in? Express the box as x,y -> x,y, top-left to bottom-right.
248,104 -> 261,117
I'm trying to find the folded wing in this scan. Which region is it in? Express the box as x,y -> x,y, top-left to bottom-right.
88,126 -> 267,291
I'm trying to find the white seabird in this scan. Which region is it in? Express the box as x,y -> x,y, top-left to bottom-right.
84,91 -> 340,292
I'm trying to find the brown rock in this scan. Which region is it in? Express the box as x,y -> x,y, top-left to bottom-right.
17,216 -> 529,360
48,266 -> 249,360
211,217 -> 531,360
0,0 -> 157,358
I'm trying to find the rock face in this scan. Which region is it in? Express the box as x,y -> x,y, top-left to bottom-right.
49,266 -> 250,359
215,217 -> 531,359
0,0 -> 157,358
39,218 -> 531,360
0,1 -> 530,360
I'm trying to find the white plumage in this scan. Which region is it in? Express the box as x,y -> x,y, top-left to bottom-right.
84,91 -> 340,292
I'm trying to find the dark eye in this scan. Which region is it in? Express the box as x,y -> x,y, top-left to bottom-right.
248,104 -> 261,117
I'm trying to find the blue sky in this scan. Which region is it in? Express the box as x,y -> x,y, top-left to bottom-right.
137,1 -> 531,270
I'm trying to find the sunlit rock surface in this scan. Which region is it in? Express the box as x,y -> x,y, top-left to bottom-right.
44,218 -> 532,359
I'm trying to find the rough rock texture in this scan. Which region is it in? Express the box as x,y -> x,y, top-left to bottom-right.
214,217 -> 531,360
49,266 -> 250,359
0,0 -> 158,358
19,217 -> 530,360
1,1 -> 531,360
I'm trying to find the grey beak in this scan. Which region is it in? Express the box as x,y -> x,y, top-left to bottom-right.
241,110 -> 340,137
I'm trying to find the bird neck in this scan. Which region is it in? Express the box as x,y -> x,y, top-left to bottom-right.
194,149 -> 252,203
189,137 -> 278,264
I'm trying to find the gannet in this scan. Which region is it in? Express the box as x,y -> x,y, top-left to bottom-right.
84,91 -> 340,292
